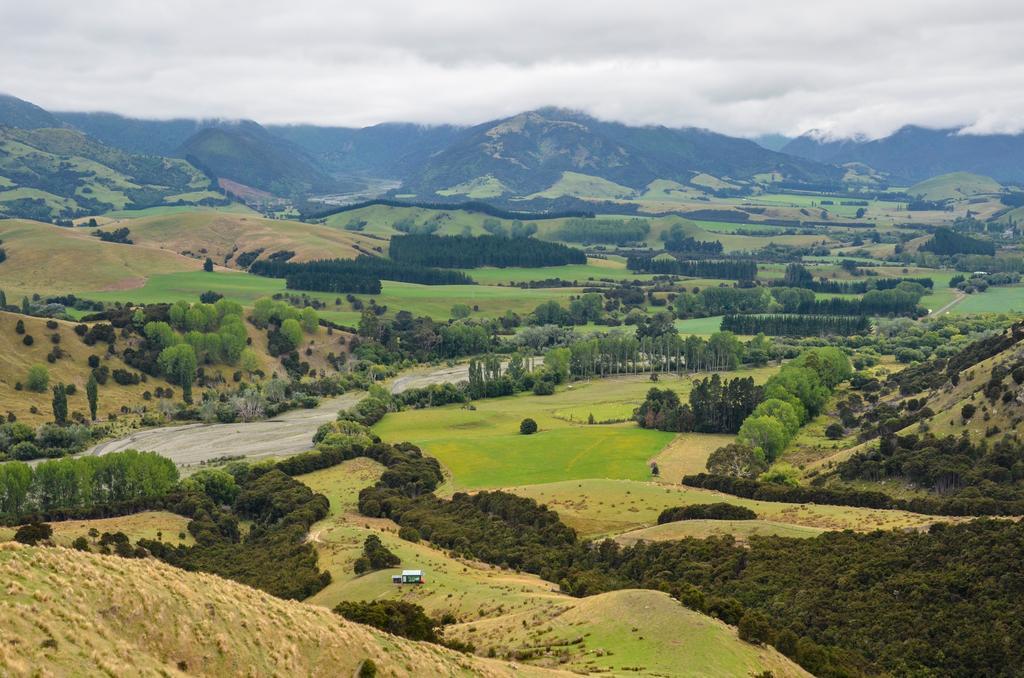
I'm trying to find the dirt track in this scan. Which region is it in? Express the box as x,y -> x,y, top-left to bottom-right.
88,363 -> 477,467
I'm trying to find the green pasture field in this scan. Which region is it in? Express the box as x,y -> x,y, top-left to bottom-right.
373,368 -> 777,491
459,256 -> 652,285
692,219 -> 786,234
949,285 -> 1024,314
674,316 -> 724,335
373,384 -> 676,491
525,171 -> 636,200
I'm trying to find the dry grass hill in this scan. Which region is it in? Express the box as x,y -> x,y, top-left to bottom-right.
0,542 -> 558,677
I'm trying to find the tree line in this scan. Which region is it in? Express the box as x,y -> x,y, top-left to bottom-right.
721,314 -> 871,336
626,256 -> 756,281
388,234 -> 586,268
778,263 -> 934,293
556,218 -> 650,244
922,228 -> 995,256
567,331 -> 746,377
250,255 -> 474,294
634,374 -> 761,433
0,450 -> 178,518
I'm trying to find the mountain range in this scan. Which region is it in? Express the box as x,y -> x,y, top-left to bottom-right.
783,126 -> 1024,184
2,92 -> 1024,211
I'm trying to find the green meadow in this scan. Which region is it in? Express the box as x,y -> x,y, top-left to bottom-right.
949,285 -> 1024,314
373,368 -> 778,491
372,376 -> 681,490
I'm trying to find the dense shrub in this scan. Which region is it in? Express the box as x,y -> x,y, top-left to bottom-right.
658,503 -> 757,523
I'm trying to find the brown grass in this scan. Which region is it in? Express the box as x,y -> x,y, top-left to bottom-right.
0,543 -> 559,677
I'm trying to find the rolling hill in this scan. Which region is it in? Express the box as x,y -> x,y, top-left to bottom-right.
0,543 -> 552,677
907,172 -> 1004,201
783,125 -> 1024,183
404,108 -> 840,198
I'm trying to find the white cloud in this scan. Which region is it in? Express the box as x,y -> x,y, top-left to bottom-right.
1,0 -> 1023,138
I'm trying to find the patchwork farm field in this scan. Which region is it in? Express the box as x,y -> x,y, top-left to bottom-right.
83,271 -> 582,323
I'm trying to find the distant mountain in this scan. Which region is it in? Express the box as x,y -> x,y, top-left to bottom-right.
783,126 -> 1024,184
268,122 -> 462,178
751,134 -> 792,151
402,108 -> 840,197
177,121 -> 350,197
0,93 -> 61,129
56,111 -> 210,156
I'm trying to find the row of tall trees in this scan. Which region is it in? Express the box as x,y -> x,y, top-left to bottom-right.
250,256 -> 473,294
0,450 -> 178,517
567,331 -> 745,378
778,263 -> 933,293
556,218 -> 650,244
389,234 -> 585,268
721,314 -> 871,336
676,283 -> 925,319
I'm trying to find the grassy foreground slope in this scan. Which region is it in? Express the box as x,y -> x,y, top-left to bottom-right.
447,589 -> 809,677
0,543 -> 555,677
0,219 -> 198,297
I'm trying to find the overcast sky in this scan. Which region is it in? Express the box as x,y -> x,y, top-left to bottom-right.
2,0 -> 1023,139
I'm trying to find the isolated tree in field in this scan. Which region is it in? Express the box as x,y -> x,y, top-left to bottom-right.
25,364 -> 49,393
51,384 -> 68,425
706,442 -> 767,478
86,373 -> 98,420
450,303 -> 471,319
520,418 -> 538,435
203,257 -> 214,272
158,344 -> 198,403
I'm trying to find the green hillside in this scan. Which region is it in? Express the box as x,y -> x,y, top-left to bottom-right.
178,122 -> 349,198
0,126 -> 219,220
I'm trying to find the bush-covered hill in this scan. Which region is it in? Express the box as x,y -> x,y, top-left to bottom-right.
177,121 -> 352,198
